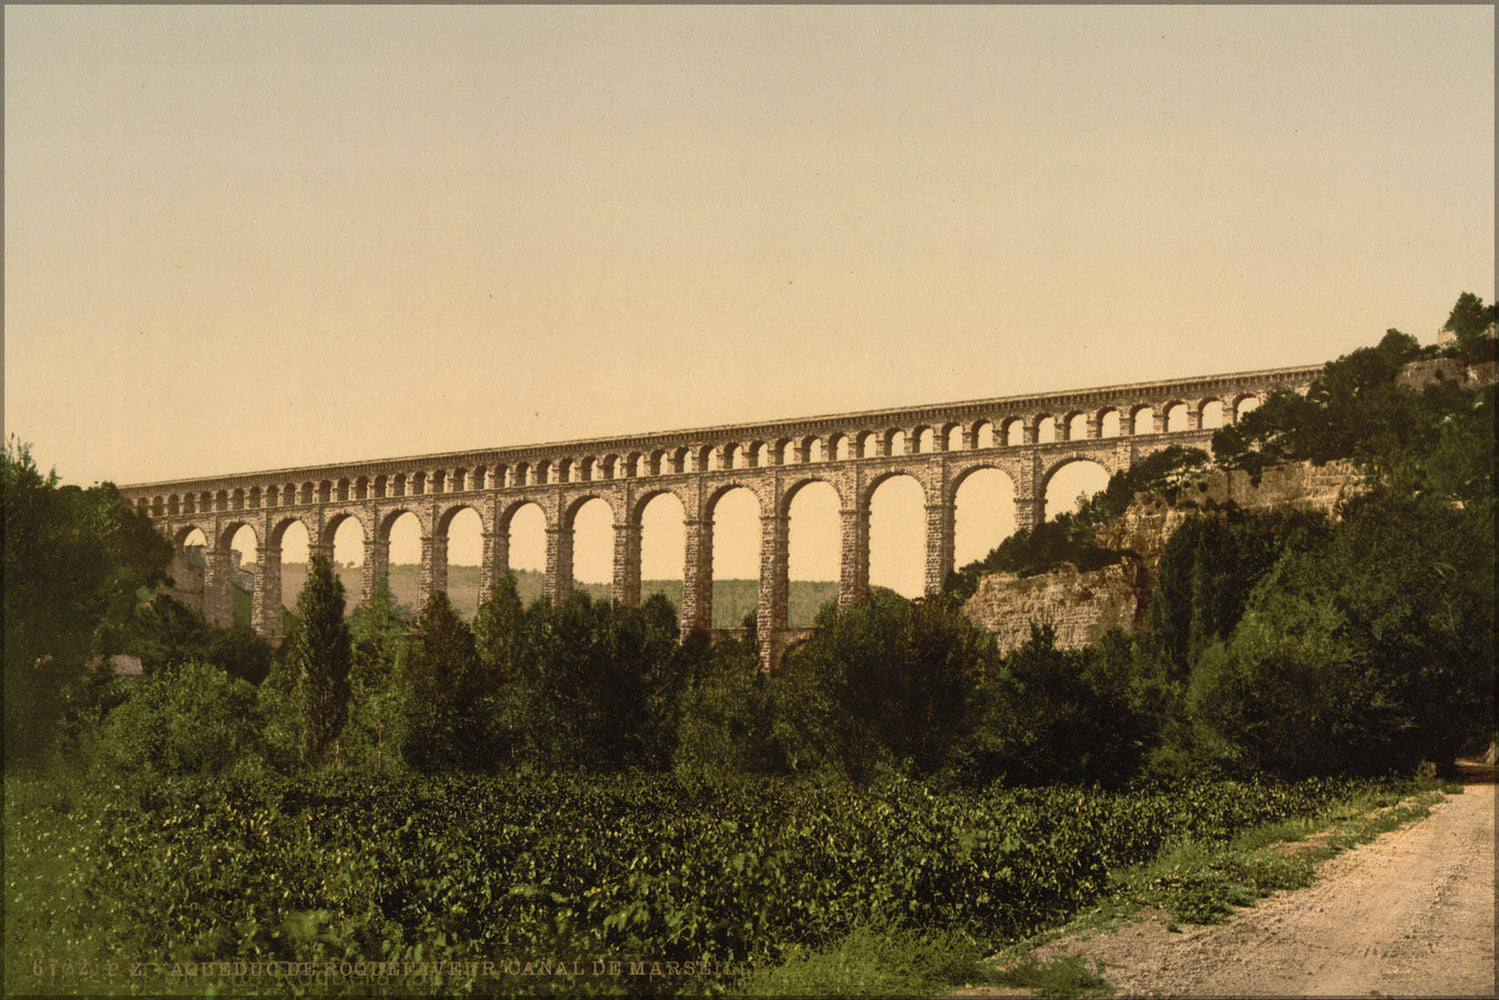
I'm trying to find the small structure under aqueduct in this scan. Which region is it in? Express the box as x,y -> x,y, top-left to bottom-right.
118,364 -> 1318,670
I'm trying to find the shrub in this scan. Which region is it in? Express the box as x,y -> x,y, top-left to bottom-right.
86,659 -> 264,777
673,636 -> 787,777
960,624 -> 1158,787
772,591 -> 988,783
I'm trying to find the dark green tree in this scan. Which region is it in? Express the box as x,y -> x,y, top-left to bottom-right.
772,590 -> 988,782
1212,327 -> 1433,481
348,574 -> 410,691
474,573 -> 526,693
342,574 -> 411,771
410,591 -> 482,717
961,624 -> 1158,787
471,575 -> 529,765
1146,509 -> 1330,681
288,552 -> 352,766
1442,291 -> 1498,363
673,633 -> 786,776
3,439 -> 171,765
1190,491 -> 1495,776
519,591 -> 685,771
402,590 -> 512,772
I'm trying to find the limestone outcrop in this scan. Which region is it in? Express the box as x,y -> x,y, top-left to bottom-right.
963,460 -> 1364,652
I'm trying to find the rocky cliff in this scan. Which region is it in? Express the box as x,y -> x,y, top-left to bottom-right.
962,460 -> 1363,652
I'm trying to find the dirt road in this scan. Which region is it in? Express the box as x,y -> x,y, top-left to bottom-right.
1013,780 -> 1496,996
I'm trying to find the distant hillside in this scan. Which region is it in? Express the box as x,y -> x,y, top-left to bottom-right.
260,564 -> 837,627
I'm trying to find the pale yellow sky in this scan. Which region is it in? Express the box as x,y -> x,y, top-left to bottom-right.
5,6 -> 1494,595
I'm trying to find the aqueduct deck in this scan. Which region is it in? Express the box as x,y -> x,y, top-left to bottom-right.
118,364 -> 1318,669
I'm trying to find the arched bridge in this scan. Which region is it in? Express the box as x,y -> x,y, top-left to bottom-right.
118,364 -> 1317,669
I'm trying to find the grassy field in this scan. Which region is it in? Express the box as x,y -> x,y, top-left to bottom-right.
257,564 -> 838,627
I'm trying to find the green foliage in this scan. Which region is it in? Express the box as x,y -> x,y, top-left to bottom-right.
341,575 -> 413,773
84,660 -> 264,777
946,446 -> 1210,601
993,954 -> 1113,996
521,591 -> 687,772
286,554 -> 353,767
738,918 -> 996,996
1146,509 -> 1331,681
3,439 -> 172,765
474,574 -> 526,689
4,769 -> 1376,996
960,626 -> 1159,788
773,591 -> 989,783
1188,491 -> 1495,776
110,591 -> 273,687
673,636 -> 787,777
1210,324 -> 1478,484
403,591 -> 502,773
1442,291 -> 1498,363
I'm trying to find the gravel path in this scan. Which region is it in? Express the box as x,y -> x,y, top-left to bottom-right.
974,780 -> 1497,997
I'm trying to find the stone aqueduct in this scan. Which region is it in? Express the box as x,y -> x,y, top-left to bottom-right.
119,365 -> 1318,669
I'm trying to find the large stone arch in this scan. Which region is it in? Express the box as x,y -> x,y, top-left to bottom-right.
947,461 -> 1018,506
498,496 -> 552,533
858,466 -> 936,512
324,508 -> 373,546
1038,453 -> 1121,508
173,521 -> 211,548
777,474 -> 849,518
701,479 -> 773,521
216,519 -> 260,551
436,501 -> 485,537
561,491 -> 623,529
376,506 -> 430,543
269,514 -> 317,548
630,486 -> 688,527
705,479 -> 767,520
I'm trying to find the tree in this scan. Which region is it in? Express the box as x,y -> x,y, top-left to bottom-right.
287,553 -> 352,766
1212,328 -> 1430,482
1190,492 -> 1495,776
474,574 -> 526,694
402,590 -> 515,773
337,575 -> 411,771
519,591 -> 686,772
3,439 -> 171,765
673,634 -> 785,776
772,591 -> 988,782
960,624 -> 1158,787
1145,509 -> 1330,681
1443,292 -> 1498,363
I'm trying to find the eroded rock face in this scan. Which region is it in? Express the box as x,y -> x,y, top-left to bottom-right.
962,461 -> 1363,652
963,561 -> 1141,652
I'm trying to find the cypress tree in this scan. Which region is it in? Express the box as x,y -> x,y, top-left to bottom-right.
292,552 -> 352,765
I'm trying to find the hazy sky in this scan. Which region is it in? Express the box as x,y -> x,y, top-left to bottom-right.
5,6 -> 1494,593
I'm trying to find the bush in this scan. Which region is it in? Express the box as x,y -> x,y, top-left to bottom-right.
959,625 -> 1159,787
85,660 -> 264,777
673,635 -> 788,777
772,591 -> 988,783
1189,491 -> 1495,776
